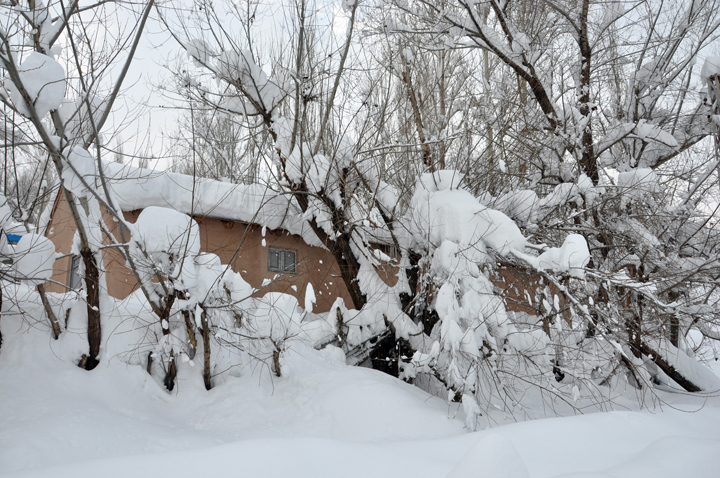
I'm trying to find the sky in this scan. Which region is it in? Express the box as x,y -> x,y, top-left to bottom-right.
67,0 -> 720,173
97,0 -> 353,171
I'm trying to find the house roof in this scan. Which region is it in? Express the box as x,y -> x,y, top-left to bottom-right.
100,162 -> 324,247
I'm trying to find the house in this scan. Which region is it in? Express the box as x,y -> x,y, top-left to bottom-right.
43,163 -> 357,313
43,163 -> 556,320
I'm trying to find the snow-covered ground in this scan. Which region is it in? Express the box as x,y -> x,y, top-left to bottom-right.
2,321 -> 720,478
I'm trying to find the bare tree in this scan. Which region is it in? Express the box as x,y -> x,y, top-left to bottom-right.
138,0 -> 720,423
0,0 -> 154,369
389,0 -> 720,394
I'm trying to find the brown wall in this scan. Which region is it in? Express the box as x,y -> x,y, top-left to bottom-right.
489,266 -> 572,325
44,191 -> 354,313
44,191 -> 554,318
44,193 -> 139,300
44,191 -> 75,294
194,215 -> 353,312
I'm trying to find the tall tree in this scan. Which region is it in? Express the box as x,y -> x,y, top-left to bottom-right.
0,0 -> 155,369
157,0 -> 720,420
391,0 -> 720,392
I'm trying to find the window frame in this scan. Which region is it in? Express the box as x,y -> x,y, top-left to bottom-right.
267,247 -> 297,274
69,254 -> 82,290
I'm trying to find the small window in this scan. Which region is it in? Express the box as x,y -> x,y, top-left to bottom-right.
268,248 -> 296,274
69,255 -> 82,290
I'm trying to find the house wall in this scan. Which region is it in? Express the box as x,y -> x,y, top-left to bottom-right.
193,215 -> 353,312
44,191 -> 75,294
489,266 -> 573,324
44,190 -> 557,319
44,192 -> 139,299
44,191 -> 355,313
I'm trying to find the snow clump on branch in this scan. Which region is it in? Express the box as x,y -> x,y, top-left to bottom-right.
129,206 -> 200,282
401,171 -> 589,421
215,49 -> 286,115
2,51 -> 65,118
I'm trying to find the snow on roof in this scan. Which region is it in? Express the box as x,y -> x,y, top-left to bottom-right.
100,162 -> 323,247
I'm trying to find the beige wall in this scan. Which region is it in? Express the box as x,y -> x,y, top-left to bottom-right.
44,190 -> 551,318
44,191 -> 354,313
489,266 -> 572,327
196,215 -> 353,312
44,191 -> 75,294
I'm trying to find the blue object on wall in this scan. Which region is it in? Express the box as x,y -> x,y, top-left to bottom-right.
6,233 -> 22,244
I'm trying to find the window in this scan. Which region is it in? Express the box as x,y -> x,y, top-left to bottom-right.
268,248 -> 296,274
69,255 -> 82,290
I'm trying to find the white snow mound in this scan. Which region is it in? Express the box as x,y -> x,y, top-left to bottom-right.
4,52 -> 65,118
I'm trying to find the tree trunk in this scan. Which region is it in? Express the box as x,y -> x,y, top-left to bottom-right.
291,181 -> 367,310
399,251 -> 439,335
670,316 -> 680,348
273,348 -> 282,377
200,310 -> 211,390
335,307 -> 345,348
159,293 -> 177,390
625,285 -> 643,360
328,232 -> 366,310
400,51 -> 433,171
37,284 -> 61,339
81,246 -> 101,371
183,309 -> 197,360
639,342 -> 702,393
164,351 -> 177,391
577,0 -> 598,184
146,351 -> 153,375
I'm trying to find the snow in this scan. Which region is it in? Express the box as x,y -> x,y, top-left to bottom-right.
57,95 -> 108,143
617,168 -> 661,207
128,206 -> 200,285
185,38 -> 216,67
98,161 -> 323,246
214,49 -> 285,115
2,315 -> 720,478
376,180 -> 398,212
494,189 -> 538,225
632,120 -> 678,148
0,198 -> 24,240
9,233 -> 56,285
446,434 -> 529,478
61,146 -> 96,198
417,170 -> 464,191
0,195 -> 13,226
404,171 -> 598,408
533,233 -> 590,279
410,171 -> 592,279
304,282 -> 316,313
701,56 -> 720,80
409,172 -> 527,256
601,1 -> 625,29
538,182 -> 583,210
341,0 -> 356,12
3,278 -> 720,477
0,316 -> 462,472
647,338 -> 720,392
3,52 -> 65,118
132,206 -> 200,260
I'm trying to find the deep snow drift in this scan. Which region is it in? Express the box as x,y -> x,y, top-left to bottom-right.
2,309 -> 720,478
